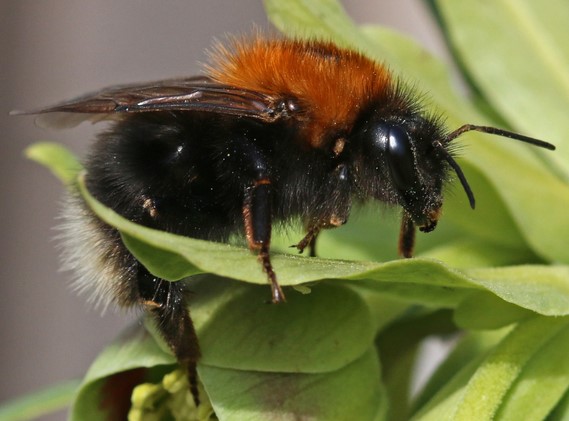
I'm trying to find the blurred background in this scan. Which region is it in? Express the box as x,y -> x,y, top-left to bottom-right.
1,1 -> 449,419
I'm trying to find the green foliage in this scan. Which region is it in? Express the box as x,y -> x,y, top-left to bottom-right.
0,380 -> 80,421
7,0 -> 569,420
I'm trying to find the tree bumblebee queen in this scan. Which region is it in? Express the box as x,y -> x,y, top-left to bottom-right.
19,35 -> 555,404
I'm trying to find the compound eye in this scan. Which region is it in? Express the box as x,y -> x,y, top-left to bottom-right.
386,125 -> 418,191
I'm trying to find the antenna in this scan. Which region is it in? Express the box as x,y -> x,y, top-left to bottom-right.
437,124 -> 555,209
445,124 -> 555,149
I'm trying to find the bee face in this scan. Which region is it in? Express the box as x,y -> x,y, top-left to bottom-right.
349,108 -> 446,232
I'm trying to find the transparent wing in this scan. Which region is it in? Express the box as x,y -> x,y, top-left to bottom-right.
14,76 -> 293,128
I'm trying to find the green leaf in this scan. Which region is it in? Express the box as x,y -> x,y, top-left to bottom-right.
548,387 -> 569,420
466,266 -> 569,316
377,310 -> 457,421
433,0 -> 569,179
413,316 -> 569,421
24,141 -> 82,186
430,0 -> 569,264
419,239 -> 538,269
180,279 -> 376,373
35,146 -> 569,319
410,352 -> 486,421
454,291 -> 534,330
263,0 -> 361,45
34,173 -> 562,319
411,328 -> 510,414
200,347 -> 386,421
0,380 -> 80,421
70,326 -> 175,421
73,327 -> 386,421
495,323 -> 569,420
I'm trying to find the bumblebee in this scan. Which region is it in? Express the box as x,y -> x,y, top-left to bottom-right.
21,35 -> 555,403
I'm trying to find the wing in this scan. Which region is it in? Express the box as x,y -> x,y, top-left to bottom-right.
14,76 -> 295,128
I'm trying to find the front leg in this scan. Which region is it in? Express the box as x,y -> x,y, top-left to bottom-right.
398,212 -> 415,258
293,213 -> 348,257
293,163 -> 352,257
292,224 -> 321,257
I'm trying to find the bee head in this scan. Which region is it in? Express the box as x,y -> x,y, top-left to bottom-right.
351,113 -> 450,232
350,106 -> 555,236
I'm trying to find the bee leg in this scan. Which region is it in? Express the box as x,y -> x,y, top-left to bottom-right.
242,178 -> 284,303
398,213 -> 415,258
294,211 -> 348,257
229,137 -> 283,303
292,162 -> 351,256
137,267 -> 201,405
307,234 -> 318,257
292,225 -> 321,257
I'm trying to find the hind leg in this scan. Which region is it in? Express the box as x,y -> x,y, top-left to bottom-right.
137,266 -> 201,405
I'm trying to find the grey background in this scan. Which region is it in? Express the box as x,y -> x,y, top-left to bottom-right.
1,1 -> 447,419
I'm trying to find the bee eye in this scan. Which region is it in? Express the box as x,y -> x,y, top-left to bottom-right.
359,122 -> 420,195
385,125 -> 417,191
